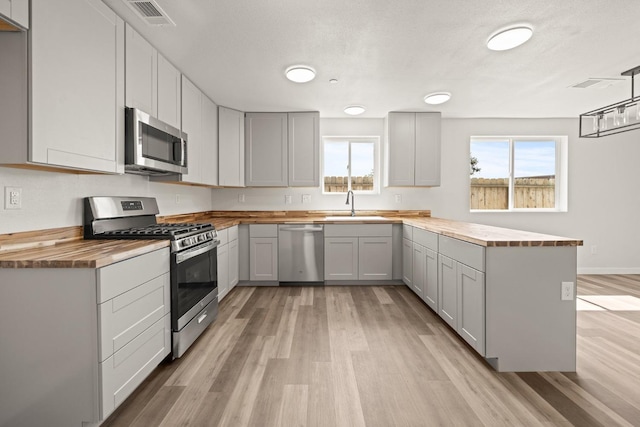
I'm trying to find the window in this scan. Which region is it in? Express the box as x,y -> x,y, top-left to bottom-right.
470,136 -> 568,211
322,137 -> 379,194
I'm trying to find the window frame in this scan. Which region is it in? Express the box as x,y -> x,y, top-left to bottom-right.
469,135 -> 568,212
321,136 -> 380,195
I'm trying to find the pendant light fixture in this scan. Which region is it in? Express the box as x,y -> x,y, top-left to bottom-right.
579,65 -> 640,138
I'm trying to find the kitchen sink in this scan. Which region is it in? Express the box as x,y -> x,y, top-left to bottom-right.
324,216 -> 390,221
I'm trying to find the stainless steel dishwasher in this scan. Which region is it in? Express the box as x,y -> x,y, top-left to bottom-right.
278,224 -> 324,283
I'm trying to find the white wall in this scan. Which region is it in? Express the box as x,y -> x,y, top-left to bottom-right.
0,168 -> 212,234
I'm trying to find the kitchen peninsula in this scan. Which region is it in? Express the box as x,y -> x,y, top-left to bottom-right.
0,211 -> 581,426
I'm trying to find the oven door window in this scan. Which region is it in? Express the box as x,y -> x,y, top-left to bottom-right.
175,247 -> 217,321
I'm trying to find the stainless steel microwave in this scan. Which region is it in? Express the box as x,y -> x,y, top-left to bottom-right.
125,107 -> 188,175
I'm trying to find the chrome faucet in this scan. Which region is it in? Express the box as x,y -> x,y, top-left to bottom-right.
345,190 -> 355,216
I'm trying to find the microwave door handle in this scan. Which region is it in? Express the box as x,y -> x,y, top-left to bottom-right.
180,139 -> 187,167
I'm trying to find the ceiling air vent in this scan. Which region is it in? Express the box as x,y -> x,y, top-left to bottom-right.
124,0 -> 175,26
569,78 -> 624,90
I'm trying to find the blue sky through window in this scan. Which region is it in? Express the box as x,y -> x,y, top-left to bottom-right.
324,141 -> 374,176
471,140 -> 555,178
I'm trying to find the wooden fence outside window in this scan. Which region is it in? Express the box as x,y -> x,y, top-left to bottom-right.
470,177 -> 555,209
324,176 -> 374,192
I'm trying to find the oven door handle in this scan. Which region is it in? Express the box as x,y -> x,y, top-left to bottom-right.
175,240 -> 219,264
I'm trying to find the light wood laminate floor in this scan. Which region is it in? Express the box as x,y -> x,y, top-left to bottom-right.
103,275 -> 640,427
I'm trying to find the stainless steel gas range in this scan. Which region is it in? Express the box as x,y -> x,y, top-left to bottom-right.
83,196 -> 218,358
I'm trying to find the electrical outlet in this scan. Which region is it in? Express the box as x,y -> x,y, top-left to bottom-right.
238,194 -> 245,203
302,194 -> 311,203
591,245 -> 597,255
175,194 -> 181,204
561,282 -> 574,301
285,195 -> 292,205
4,187 -> 22,209
395,194 -> 402,203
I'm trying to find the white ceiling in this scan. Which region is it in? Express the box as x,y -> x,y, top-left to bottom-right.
104,0 -> 640,118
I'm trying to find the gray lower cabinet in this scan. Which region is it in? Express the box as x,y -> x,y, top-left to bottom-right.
249,224 -> 278,281
402,237 -> 413,287
0,248 -> 171,427
423,247 -> 438,311
438,236 -> 486,356
324,224 -> 392,282
324,237 -> 359,280
218,226 -> 239,300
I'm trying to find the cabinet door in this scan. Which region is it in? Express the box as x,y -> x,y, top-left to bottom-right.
358,237 -> 392,280
125,24 -> 157,116
424,247 -> 438,311
201,95 -> 219,186
386,112 -> 415,186
229,238 -> 239,289
245,112 -> 288,186
324,237 -> 358,280
414,112 -> 441,186
180,76 -> 202,183
157,53 -> 181,130
218,106 -> 245,187
0,1 -> 10,18
217,243 -> 229,301
402,238 -> 413,287
31,0 -> 123,173
288,111 -> 319,187
250,237 -> 278,281
11,0 -> 28,29
411,243 -> 425,298
438,254 -> 457,330
458,264 -> 485,355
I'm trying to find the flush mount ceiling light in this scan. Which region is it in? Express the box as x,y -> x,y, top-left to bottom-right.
579,65 -> 640,138
344,105 -> 366,115
487,26 -> 533,51
424,92 -> 451,105
285,65 -> 316,83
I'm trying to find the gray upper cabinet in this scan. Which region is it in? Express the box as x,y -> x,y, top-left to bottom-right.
288,112 -> 320,187
154,76 -> 218,186
180,76 -> 202,183
0,0 -> 124,173
201,95 -> 219,186
0,0 -> 28,29
157,54 -> 181,130
245,111 -> 320,187
218,106 -> 245,187
245,112 -> 288,187
385,112 -> 441,187
125,24 -> 181,130
125,24 -> 156,117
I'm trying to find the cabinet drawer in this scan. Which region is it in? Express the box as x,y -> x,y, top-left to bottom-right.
413,228 -> 438,251
324,224 -> 392,237
100,313 -> 170,419
98,272 -> 170,362
97,248 -> 170,303
228,225 -> 238,241
402,224 -> 413,241
249,224 -> 278,238
217,228 -> 229,245
439,236 -> 485,272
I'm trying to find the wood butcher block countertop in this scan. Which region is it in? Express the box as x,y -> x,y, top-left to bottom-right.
0,238 -> 169,269
0,210 -> 582,268
161,210 -> 582,247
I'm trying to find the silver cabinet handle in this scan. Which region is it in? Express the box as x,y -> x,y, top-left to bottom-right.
280,227 -> 324,232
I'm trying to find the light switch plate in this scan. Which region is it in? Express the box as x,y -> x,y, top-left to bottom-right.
302,194 -> 311,203
285,195 -> 292,204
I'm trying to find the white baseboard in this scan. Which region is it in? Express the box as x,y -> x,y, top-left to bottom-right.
578,268 -> 640,275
